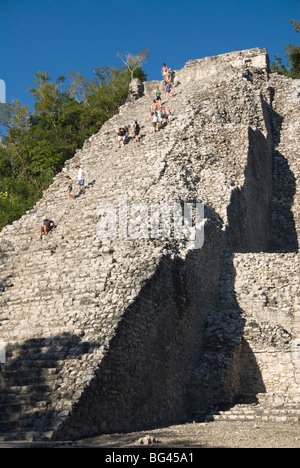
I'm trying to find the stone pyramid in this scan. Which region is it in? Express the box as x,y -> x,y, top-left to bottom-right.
0,48 -> 299,441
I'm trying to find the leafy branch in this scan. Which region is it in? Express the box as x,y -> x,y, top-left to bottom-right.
117,49 -> 149,80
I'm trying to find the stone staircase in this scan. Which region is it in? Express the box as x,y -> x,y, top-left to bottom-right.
0,48 -> 299,441
206,393 -> 300,424
0,338 -> 75,440
0,68 -> 212,441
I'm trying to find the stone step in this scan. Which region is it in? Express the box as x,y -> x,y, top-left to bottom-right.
204,393 -> 300,424
0,430 -> 39,442
207,406 -> 300,424
0,408 -> 49,423
0,418 -> 53,440
0,390 -> 68,407
0,373 -> 56,387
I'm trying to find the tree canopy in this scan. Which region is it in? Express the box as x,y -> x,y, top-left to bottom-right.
271,19 -> 300,79
117,49 -> 149,80
0,58 -> 147,231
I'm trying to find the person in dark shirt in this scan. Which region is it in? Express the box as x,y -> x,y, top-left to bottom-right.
117,127 -> 126,147
133,119 -> 140,142
40,217 -> 55,239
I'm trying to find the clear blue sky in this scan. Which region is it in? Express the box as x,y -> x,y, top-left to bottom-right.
1,0 -> 299,111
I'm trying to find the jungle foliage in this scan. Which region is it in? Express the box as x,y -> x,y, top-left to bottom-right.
271,19 -> 300,79
0,64 -> 147,230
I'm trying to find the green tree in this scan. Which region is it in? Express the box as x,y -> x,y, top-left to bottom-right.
271,19 -> 300,78
28,71 -> 66,113
0,99 -> 30,139
117,49 -> 149,80
67,71 -> 86,102
0,60 -> 148,231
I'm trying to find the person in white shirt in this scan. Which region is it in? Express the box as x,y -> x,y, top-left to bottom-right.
76,165 -> 85,195
237,52 -> 245,68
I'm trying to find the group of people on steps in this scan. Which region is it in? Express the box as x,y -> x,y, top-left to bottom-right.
116,62 -> 175,144
117,119 -> 141,147
40,64 -> 176,238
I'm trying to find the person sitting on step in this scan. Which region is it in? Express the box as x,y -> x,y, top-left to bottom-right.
40,217 -> 55,239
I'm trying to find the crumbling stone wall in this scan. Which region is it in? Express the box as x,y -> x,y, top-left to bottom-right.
231,72 -> 300,402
